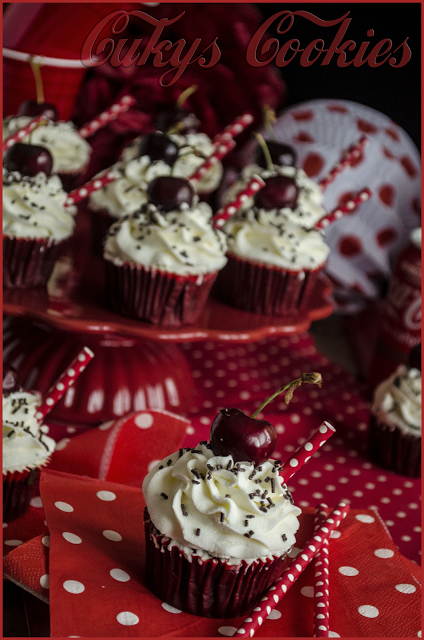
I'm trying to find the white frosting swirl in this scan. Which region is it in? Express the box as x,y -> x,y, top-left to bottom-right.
121,131 -> 223,195
104,200 -> 227,276
223,208 -> 329,271
3,117 -> 91,173
3,169 -> 76,241
143,443 -> 301,562
223,164 -> 325,228
3,390 -> 56,473
372,365 -> 421,434
89,158 -> 172,217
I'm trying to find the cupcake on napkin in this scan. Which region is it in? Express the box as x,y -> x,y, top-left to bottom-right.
103,175 -> 227,326
143,442 -> 300,618
369,344 -> 421,477
3,367 -> 56,522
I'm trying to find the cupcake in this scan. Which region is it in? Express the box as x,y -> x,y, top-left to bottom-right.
216,206 -> 330,316
89,131 -> 223,252
222,163 -> 326,229
103,175 -> 227,326
3,367 -> 56,522
369,350 -> 421,477
3,167 -> 77,288
143,442 -> 300,617
3,116 -> 91,191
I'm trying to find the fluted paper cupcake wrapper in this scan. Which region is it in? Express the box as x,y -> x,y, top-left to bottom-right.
215,253 -> 323,315
3,235 -> 68,289
3,468 -> 41,523
144,510 -> 289,619
105,259 -> 218,327
369,414 -> 421,478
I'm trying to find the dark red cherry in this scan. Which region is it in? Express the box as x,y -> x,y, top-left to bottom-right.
254,174 -> 299,210
17,99 -> 59,122
3,366 -> 20,394
210,408 -> 277,465
409,343 -> 421,371
138,132 -> 179,166
255,140 -> 297,169
147,176 -> 194,212
155,107 -> 200,135
4,142 -> 53,177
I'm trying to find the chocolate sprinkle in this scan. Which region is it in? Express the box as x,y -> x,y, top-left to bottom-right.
220,512 -> 224,522
181,504 -> 188,516
282,533 -> 287,542
161,493 -> 168,499
195,528 -> 200,536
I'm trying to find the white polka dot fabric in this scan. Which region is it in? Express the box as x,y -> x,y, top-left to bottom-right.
3,472 -> 421,637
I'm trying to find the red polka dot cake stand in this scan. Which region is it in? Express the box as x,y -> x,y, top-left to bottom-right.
3,208 -> 334,427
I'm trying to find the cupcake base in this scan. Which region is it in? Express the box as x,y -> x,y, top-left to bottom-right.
215,253 -> 322,315
144,510 -> 289,618
3,235 -> 67,289
3,468 -> 40,523
369,415 -> 421,478
105,259 -> 218,327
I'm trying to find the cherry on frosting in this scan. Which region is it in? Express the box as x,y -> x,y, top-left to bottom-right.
138,132 -> 179,166
4,142 -> 53,177
210,408 -> 277,465
3,365 -> 20,394
255,140 -> 297,169
147,176 -> 194,212
254,174 -> 299,210
17,99 -> 59,122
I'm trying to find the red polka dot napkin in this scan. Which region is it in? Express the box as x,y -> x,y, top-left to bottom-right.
3,470 -> 421,637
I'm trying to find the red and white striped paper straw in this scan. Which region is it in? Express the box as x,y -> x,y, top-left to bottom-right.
315,187 -> 372,229
319,135 -> 368,191
36,347 -> 94,420
314,504 -> 331,637
79,95 -> 135,139
233,501 -> 350,638
213,174 -> 265,228
279,421 -> 336,484
188,137 -> 236,184
213,112 -> 254,146
65,170 -> 116,206
3,115 -> 49,152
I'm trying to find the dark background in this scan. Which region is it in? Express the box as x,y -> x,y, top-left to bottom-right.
256,3 -> 421,149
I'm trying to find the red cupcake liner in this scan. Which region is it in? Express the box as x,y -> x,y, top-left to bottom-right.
215,253 -> 323,315
369,414 -> 421,478
3,235 -> 68,288
144,510 -> 290,619
105,259 -> 218,327
3,468 -> 40,523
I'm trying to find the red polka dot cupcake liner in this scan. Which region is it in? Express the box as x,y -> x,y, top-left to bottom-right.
105,260 -> 218,326
3,235 -> 68,289
144,510 -> 290,619
3,468 -> 40,523
215,253 -> 323,315
368,415 -> 421,478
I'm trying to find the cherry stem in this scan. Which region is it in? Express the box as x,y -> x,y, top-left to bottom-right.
29,56 -> 44,104
176,85 -> 198,108
251,373 -> 322,418
263,105 -> 277,141
255,132 -> 273,173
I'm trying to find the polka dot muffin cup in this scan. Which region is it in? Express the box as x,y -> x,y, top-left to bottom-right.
368,415 -> 421,478
3,467 -> 42,523
3,235 -> 70,289
215,253 -> 324,316
143,509 -> 291,619
105,260 -> 219,326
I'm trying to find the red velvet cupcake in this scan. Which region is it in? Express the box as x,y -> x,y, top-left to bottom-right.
142,443 -> 300,618
103,177 -> 227,326
3,169 -> 76,288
